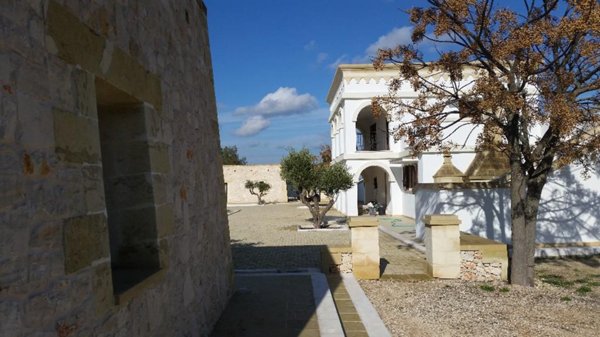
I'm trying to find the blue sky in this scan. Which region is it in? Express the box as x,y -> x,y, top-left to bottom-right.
205,0 -> 435,163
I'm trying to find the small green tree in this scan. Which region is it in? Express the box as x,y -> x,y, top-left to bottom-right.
221,146 -> 247,165
280,148 -> 353,228
245,180 -> 271,205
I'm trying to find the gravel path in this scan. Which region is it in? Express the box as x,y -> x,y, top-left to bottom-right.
360,256 -> 600,337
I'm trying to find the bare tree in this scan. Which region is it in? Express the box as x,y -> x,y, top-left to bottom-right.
374,0 -> 599,286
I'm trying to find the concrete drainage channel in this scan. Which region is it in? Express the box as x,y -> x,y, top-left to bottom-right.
231,269 -> 391,337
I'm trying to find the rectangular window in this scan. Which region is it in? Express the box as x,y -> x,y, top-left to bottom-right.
402,165 -> 418,193
369,123 -> 377,151
96,78 -> 160,295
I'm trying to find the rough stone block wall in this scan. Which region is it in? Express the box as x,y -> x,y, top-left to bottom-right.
460,250 -> 503,281
0,1 -> 233,336
223,165 -> 288,204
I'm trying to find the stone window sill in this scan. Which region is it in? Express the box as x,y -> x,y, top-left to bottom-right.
113,268 -> 166,305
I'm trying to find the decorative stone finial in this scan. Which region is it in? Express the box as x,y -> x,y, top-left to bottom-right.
433,152 -> 465,183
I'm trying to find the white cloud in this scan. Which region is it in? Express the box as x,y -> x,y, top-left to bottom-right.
234,115 -> 270,137
316,52 -> 329,64
304,40 -> 317,51
234,87 -> 318,117
365,26 -> 413,57
328,54 -> 348,70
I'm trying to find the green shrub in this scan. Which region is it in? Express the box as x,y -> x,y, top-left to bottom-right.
480,284 -> 495,292
540,274 -> 573,288
576,286 -> 592,295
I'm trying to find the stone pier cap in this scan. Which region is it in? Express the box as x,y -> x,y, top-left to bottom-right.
348,216 -> 379,228
423,214 -> 461,226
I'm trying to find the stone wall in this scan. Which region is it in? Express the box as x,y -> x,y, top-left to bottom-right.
223,165 -> 288,204
321,246 -> 352,274
0,1 -> 233,336
460,251 -> 503,282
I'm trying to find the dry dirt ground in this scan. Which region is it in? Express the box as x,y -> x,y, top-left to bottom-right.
360,256 -> 600,337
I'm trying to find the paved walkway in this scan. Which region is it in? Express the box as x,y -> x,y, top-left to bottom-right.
379,232 -> 428,279
214,203 -> 427,336
228,203 -> 350,270
211,273 -> 322,337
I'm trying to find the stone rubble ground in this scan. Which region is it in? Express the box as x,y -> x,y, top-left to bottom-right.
360,257 -> 600,337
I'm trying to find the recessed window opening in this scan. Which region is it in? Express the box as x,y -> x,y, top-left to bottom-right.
403,164 -> 418,193
355,106 -> 389,151
96,78 -> 160,295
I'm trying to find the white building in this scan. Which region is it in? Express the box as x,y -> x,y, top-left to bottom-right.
327,64 -> 600,252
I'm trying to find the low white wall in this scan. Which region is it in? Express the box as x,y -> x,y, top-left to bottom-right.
223,165 -> 288,204
415,163 -> 600,246
402,192 -> 416,219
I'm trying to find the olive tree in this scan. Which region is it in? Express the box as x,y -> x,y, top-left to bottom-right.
280,148 -> 353,228
245,180 -> 271,205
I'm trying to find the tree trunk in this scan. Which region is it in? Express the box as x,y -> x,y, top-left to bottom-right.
318,199 -> 336,227
510,164 -> 546,286
300,192 -> 320,228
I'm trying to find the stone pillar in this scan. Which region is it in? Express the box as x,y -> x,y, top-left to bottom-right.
349,217 -> 380,279
424,214 -> 461,279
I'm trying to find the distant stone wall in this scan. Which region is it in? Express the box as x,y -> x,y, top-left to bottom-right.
1,1 -> 233,336
223,165 -> 288,204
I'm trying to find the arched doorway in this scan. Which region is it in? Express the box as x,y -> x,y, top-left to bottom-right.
355,106 -> 389,151
357,166 -> 389,215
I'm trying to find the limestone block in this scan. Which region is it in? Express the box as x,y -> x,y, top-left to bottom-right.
0,299 -> 22,336
82,164 -> 106,213
93,262 -> 114,314
104,48 -> 162,110
72,68 -> 97,118
155,204 -> 175,238
149,143 -> 170,174
53,108 -> 101,164
350,219 -> 380,280
29,221 -> 62,250
143,103 -> 167,143
351,239 -> 379,255
18,93 -> 55,150
353,264 -> 379,280
47,1 -> 105,74
158,238 -> 169,268
63,214 -> 110,274
151,173 -> 168,206
0,85 -> 18,144
424,215 -> 461,279
16,58 -> 49,100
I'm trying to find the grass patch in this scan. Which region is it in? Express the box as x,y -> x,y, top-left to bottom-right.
480,284 -> 495,292
540,274 -> 574,288
560,296 -> 572,302
576,286 -> 592,295
587,281 -> 600,287
499,287 -> 510,293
